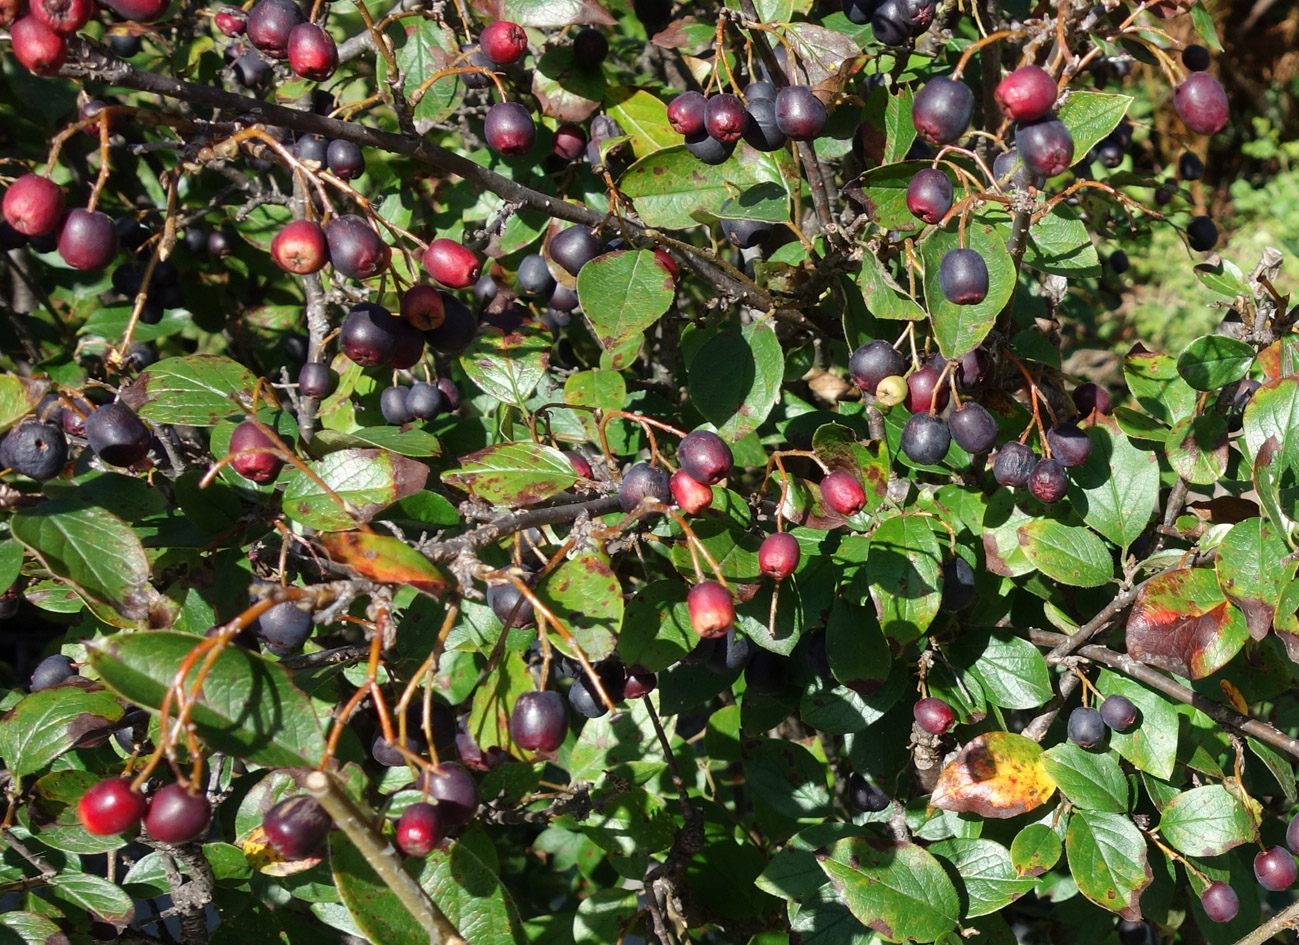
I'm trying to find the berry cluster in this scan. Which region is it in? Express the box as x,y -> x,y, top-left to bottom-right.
667,83 -> 828,166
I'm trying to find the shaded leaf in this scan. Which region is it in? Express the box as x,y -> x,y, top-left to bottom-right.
0,684 -> 124,777
928,838 -> 1035,918
124,354 -> 256,426
867,514 -> 941,646
689,320 -> 783,441
818,837 -> 960,942
1177,335 -> 1254,391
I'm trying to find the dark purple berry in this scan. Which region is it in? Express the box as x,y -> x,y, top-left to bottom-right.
245,0 -> 303,58
938,248 -> 989,305
510,691 -> 567,753
549,225 -> 601,276
848,772 -> 890,811
263,795 -> 331,860
993,442 -> 1037,488
1174,72 -> 1228,136
1068,706 -> 1105,747
298,362 -> 336,399
774,85 -> 827,141
30,653 -> 75,691
1027,458 -> 1068,503
325,215 -> 388,280
253,600 -> 313,656
948,402 -> 997,453
1187,216 -> 1218,251
145,783 -> 212,844
84,403 -> 151,467
618,462 -> 671,512
1099,694 -> 1138,732
848,340 -> 905,393
484,102 -> 536,157
684,129 -> 735,165
743,97 -> 787,152
704,94 -> 748,144
900,413 -> 950,465
1182,44 -> 1210,73
340,302 -> 399,367
912,77 -> 973,146
1016,118 -> 1075,178
1046,424 -> 1092,467
1201,881 -> 1238,923
906,168 -> 953,224
1255,846 -> 1298,891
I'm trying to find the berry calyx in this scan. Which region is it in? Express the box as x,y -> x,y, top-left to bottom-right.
479,20 -> 527,65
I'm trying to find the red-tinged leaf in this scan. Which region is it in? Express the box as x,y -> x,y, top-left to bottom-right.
1125,568 -> 1250,679
468,0 -> 615,26
931,731 -> 1056,819
317,532 -> 451,598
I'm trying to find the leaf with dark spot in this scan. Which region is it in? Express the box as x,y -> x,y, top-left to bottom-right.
1125,568 -> 1249,679
0,683 -> 124,776
931,731 -> 1056,819
318,531 -> 451,598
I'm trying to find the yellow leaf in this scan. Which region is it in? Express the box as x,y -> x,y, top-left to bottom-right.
931,731 -> 1056,819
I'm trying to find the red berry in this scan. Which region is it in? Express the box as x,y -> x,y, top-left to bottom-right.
3,174 -> 64,237
246,0 -> 303,58
1255,846 -> 1298,891
553,122 -> 587,162
479,20 -> 527,65
228,420 -> 286,484
287,22 -> 337,81
820,470 -> 865,516
704,93 -> 748,143
422,238 -> 481,289
913,696 -> 956,735
994,65 -> 1057,122
758,532 -> 800,581
670,469 -> 713,515
270,218 -> 328,274
1174,72 -> 1228,136
564,450 -> 593,479
31,0 -> 93,35
58,208 -> 118,271
78,778 -> 147,836
904,363 -> 949,414
653,248 -> 678,279
395,802 -> 441,857
11,15 -> 67,74
399,285 -> 446,331
1201,881 -> 1239,923
623,671 -> 657,699
214,6 -> 246,34
144,783 -> 212,844
686,581 -> 734,639
99,0 -> 168,21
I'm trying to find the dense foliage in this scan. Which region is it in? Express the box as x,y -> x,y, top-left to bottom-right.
1,0 -> 1298,944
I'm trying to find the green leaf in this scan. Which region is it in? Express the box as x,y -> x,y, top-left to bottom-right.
605,86 -> 676,158
0,685 -> 124,777
928,838 -> 1035,918
922,213 -> 1017,358
1177,335 -> 1255,391
689,320 -> 783,440
1024,205 -> 1101,276
125,354 -> 256,426
1193,257 -> 1246,297
858,252 -> 926,323
332,831 -> 426,944
88,630 -> 326,769
1125,347 -> 1196,425
11,500 -> 153,621
745,739 -> 832,820
459,329 -> 550,407
956,631 -> 1052,710
480,0 -> 614,26
1065,810 -> 1152,921
47,873 -> 133,925
581,788 -> 676,856
0,539 -> 21,593
0,911 -> 66,945
883,87 -> 916,163
1157,784 -> 1257,857
1057,91 -> 1134,159
818,837 -> 961,942
282,449 -> 429,532
1165,413 -> 1228,486
1040,743 -> 1129,812
0,375 -> 49,435
536,550 -> 622,662
1216,518 -> 1294,639
310,426 -> 441,457
531,44 -> 604,122
1017,519 -> 1112,588
1126,568 -> 1249,680
867,514 -> 942,645
416,827 -> 524,945
1188,1 -> 1223,50
621,141 -> 796,231
1095,670 -> 1179,780
1010,824 -> 1062,876
573,889 -> 639,945
1067,417 -> 1159,550
443,441 -> 578,507
569,692 -> 668,787
1243,376 -> 1299,483
21,770 -> 129,854
577,250 -> 677,354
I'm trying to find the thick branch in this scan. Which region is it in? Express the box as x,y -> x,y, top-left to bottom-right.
421,495 -> 622,563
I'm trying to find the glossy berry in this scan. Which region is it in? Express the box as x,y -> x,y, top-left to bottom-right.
668,91 -> 706,136
31,0 -> 91,33
549,225 -> 602,276
1028,458 -> 1068,503
745,80 -> 775,101
2,420 -> 66,480
993,442 -> 1037,488
4,174 -> 64,237
437,378 -> 462,413
228,421 -> 284,483
572,27 -> 607,67
704,94 -> 748,144
913,697 -> 955,735
298,362 -> 335,399
906,168 -> 953,224
821,470 -> 866,516
568,661 -> 626,719
948,402 -> 998,454
484,102 -> 536,157
1174,72 -> 1228,136
1016,119 -> 1074,178
848,772 -> 890,812
775,86 -> 827,141
759,532 -> 800,581
904,363 -> 949,414
246,0 -> 303,58
340,302 -> 398,367
939,248 -> 989,305
516,253 -> 555,296
1187,216 -> 1218,252
843,0 -> 879,23
1100,694 -> 1138,732
1178,151 -> 1204,181
994,65 -> 1057,122
1201,882 -> 1239,923
208,229 -> 234,256
214,6 -> 246,35
233,51 -> 271,91
941,556 -> 976,611
623,671 -> 657,699
145,784 -> 212,844
407,382 -> 443,420
479,20 -> 527,65
1182,44 -> 1210,72
687,581 -> 735,639
422,238 -> 480,289
619,462 -> 671,512
29,653 -> 75,691
326,138 -> 364,180
326,215 -> 388,280
78,779 -> 148,836
564,451 -> 593,479
912,77 -> 973,146
670,469 -> 713,515
849,341 -> 906,394
510,691 -> 567,753
419,763 -> 479,826
103,0 -> 168,20
743,97 -> 787,152
1255,846 -> 1298,891
900,413 -> 950,466
252,600 -> 313,656
722,217 -> 771,249
398,285 -> 444,332
678,430 -> 732,485
1046,423 -> 1091,467
380,386 -> 412,425
684,130 -> 735,165
11,16 -> 66,74
1074,383 -> 1112,418
271,219 -> 328,274
85,403 -> 151,467
263,795 -> 331,860
869,0 -> 910,46
487,582 -> 535,629
395,802 -> 440,857
1068,706 -> 1105,747
287,22 -> 337,80
58,209 -> 118,271
993,147 -> 1041,191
